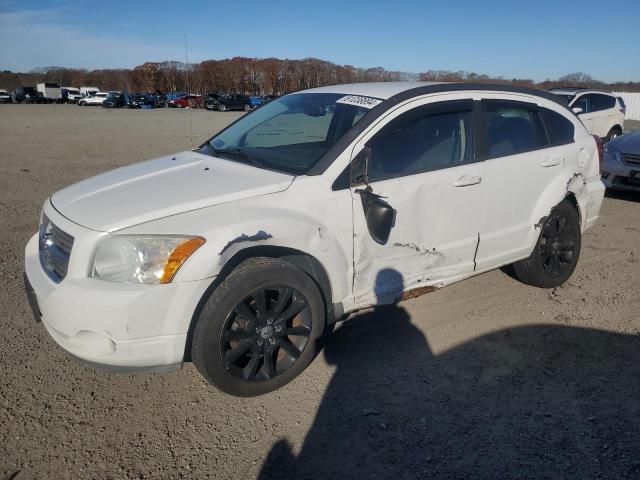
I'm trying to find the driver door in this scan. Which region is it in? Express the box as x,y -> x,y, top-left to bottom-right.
350,100 -> 486,306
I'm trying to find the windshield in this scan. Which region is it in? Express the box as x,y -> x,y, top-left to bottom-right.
200,92 -> 377,174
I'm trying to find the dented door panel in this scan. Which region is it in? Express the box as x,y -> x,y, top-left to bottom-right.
352,163 -> 485,306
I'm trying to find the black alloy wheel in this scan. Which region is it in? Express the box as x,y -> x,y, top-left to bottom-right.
512,200 -> 582,288
538,213 -> 578,278
192,257 -> 325,396
221,286 -> 312,382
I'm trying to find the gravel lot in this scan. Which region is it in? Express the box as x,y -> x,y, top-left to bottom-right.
1,106 -> 639,480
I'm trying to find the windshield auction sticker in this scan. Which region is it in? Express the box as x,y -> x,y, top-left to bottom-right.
336,95 -> 383,109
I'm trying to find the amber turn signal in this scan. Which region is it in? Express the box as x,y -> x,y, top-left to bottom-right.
160,236 -> 206,284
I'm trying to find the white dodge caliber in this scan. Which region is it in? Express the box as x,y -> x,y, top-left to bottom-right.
24,82 -> 605,396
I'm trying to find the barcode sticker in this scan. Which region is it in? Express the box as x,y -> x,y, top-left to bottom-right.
336,95 -> 383,109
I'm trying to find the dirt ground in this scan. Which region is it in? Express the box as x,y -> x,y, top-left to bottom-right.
1,105 -> 639,480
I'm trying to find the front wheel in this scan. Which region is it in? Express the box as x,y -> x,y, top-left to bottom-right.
217,103 -> 227,111
192,258 -> 325,397
513,200 -> 581,288
605,126 -> 622,142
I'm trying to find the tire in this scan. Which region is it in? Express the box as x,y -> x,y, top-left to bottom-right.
217,103 -> 227,112
244,103 -> 251,112
79,101 -> 86,106
513,200 -> 581,288
192,257 -> 326,396
605,126 -> 622,142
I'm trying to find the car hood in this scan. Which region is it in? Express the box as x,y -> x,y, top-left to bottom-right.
51,151 -> 294,232
609,131 -> 640,154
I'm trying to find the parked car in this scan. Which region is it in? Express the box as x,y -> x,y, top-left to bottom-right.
602,131 -> 640,192
169,94 -> 203,108
0,89 -> 11,103
78,92 -> 108,106
61,87 -> 82,104
250,95 -> 262,108
102,92 -> 131,108
212,93 -> 252,111
129,93 -> 155,109
24,82 -> 604,397
165,92 -> 187,102
548,88 -> 625,141
204,94 -> 222,110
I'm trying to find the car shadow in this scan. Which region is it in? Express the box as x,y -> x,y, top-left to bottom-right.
605,189 -> 640,203
258,285 -> 640,478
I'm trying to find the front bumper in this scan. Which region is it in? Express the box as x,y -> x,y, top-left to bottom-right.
601,155 -> 640,192
24,231 -> 213,370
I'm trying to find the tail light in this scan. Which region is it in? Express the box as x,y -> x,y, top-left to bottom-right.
593,135 -> 603,169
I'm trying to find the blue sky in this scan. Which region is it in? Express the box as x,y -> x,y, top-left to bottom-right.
1,0 -> 638,82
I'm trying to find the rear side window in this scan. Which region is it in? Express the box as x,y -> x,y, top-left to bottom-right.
484,101 -> 548,157
368,105 -> 474,181
590,94 -> 616,112
540,108 -> 575,145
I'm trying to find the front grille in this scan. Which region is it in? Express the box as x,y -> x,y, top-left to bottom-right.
39,215 -> 74,283
622,153 -> 640,166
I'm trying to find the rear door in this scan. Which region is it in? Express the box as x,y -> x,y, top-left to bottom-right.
474,98 -> 565,270
589,94 -> 617,137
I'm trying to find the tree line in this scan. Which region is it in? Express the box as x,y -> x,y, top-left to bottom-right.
1,57 -> 639,94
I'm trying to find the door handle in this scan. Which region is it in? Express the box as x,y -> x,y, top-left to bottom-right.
453,175 -> 482,187
541,157 -> 562,167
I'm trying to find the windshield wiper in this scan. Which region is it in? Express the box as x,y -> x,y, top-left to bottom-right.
210,146 -> 265,168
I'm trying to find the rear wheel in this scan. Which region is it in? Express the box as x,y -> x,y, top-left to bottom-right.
192,258 -> 325,397
512,200 -> 581,288
243,103 -> 251,112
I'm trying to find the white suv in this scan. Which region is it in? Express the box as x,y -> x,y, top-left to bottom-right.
24,82 -> 605,396
78,92 -> 108,106
548,88 -> 625,141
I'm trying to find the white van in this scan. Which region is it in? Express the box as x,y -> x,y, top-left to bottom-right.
62,87 -> 82,103
80,86 -> 100,97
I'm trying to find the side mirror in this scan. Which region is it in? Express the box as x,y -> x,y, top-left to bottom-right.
350,146 -> 371,186
572,107 -> 583,115
363,195 -> 396,245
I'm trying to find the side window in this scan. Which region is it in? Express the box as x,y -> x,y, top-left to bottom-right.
572,95 -> 591,113
484,101 -> 548,157
540,108 -> 575,145
367,106 -> 474,181
591,94 -> 616,112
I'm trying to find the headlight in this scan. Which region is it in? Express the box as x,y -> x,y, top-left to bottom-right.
92,235 -> 205,284
604,145 -> 622,163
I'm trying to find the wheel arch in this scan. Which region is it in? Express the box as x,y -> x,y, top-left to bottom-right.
183,245 -> 337,361
610,124 -> 623,136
